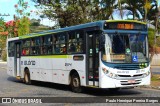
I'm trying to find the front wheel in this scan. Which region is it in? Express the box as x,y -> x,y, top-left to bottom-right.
24,70 -> 31,85
70,73 -> 82,93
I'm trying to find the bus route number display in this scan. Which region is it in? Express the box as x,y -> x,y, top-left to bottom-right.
104,22 -> 146,30
117,24 -> 133,29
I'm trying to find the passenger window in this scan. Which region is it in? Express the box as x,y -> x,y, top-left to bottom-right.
68,30 -> 84,54
41,35 -> 53,55
30,37 -> 41,55
22,39 -> 30,56
53,33 -> 67,54
8,41 -> 15,57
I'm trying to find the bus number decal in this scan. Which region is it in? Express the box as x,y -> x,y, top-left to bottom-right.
65,63 -> 72,67
21,60 -> 36,65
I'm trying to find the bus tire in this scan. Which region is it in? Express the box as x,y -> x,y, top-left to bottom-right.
24,69 -> 31,85
70,73 -> 82,93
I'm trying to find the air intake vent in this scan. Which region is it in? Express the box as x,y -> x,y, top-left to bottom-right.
120,80 -> 141,85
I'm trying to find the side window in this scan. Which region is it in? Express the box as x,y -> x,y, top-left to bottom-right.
53,33 -> 67,54
41,35 -> 53,55
68,30 -> 84,54
8,41 -> 15,57
31,37 -> 41,55
22,39 -> 30,56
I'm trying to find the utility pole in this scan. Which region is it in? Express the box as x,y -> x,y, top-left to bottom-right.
155,12 -> 158,46
154,1 -> 159,48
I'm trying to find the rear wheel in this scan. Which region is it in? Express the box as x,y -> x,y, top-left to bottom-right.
70,73 -> 82,93
24,69 -> 31,85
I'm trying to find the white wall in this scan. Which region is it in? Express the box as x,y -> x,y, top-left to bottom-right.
151,54 -> 160,66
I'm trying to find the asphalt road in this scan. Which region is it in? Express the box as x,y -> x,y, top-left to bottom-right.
0,63 -> 160,106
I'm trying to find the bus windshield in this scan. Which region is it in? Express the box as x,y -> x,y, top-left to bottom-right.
101,33 -> 149,63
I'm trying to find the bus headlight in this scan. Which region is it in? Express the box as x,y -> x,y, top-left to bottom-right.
102,67 -> 117,79
143,71 -> 150,77
102,68 -> 109,74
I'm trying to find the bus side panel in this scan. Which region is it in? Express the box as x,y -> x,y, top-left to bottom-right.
20,55 -> 86,86
40,58 -> 53,82
66,55 -> 86,86
20,57 -> 41,80
52,58 -> 67,84
7,57 -> 15,77
30,57 -> 41,81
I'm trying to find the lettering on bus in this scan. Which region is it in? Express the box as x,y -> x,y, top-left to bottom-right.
117,70 -> 129,74
65,63 -> 72,67
21,60 -> 36,65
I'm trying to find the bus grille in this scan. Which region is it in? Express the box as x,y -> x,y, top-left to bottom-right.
118,74 -> 143,77
116,74 -> 144,80
120,80 -> 141,85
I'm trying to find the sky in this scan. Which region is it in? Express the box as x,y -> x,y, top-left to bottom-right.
0,0 -> 160,26
0,0 -> 55,26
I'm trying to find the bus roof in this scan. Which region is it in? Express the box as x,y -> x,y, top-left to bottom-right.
7,37 -> 19,41
19,20 -> 104,39
18,20 -> 146,39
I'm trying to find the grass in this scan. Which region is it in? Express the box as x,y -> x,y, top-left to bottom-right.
151,74 -> 160,81
151,74 -> 160,87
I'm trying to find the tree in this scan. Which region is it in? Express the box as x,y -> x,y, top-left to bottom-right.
30,18 -> 51,33
14,0 -> 31,37
120,0 -> 145,20
0,18 -> 7,50
30,18 -> 40,26
0,0 -> 31,60
0,18 -> 8,61
32,0 -> 117,28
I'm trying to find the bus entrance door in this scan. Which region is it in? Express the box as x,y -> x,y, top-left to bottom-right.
15,42 -> 21,77
86,31 -> 99,87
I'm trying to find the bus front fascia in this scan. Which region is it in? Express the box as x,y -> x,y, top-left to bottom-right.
98,30 -> 150,88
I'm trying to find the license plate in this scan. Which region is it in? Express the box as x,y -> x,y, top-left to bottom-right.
128,80 -> 135,83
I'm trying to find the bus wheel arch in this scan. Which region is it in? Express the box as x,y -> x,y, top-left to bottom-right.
69,70 -> 82,93
24,67 -> 31,85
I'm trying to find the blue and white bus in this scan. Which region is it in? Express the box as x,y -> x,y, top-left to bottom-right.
7,20 -> 150,92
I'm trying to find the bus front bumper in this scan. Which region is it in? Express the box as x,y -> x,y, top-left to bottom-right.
99,74 -> 150,88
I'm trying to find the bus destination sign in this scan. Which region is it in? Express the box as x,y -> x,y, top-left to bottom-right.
104,22 -> 147,30
117,23 -> 133,29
